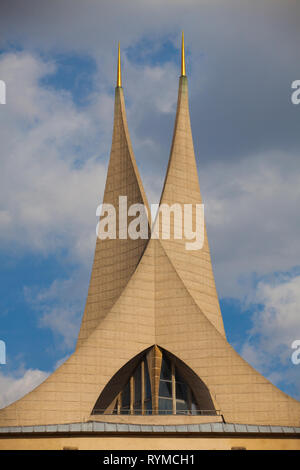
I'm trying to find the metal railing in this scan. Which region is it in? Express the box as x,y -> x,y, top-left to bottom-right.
92,409 -> 221,416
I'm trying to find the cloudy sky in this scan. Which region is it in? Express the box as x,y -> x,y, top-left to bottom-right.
0,0 -> 299,408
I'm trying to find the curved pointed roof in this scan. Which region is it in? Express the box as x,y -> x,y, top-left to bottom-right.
159,51 -> 225,337
77,48 -> 150,347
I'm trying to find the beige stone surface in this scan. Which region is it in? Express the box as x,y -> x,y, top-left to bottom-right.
0,435 -> 299,450
0,74 -> 299,432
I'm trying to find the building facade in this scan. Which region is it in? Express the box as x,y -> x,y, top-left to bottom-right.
0,35 -> 299,450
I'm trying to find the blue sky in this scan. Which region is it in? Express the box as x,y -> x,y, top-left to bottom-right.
0,0 -> 299,407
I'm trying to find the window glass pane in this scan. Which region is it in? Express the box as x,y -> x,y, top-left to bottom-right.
117,357 -> 155,415
160,355 -> 172,380
176,400 -> 188,414
191,401 -> 198,415
175,367 -> 185,384
134,365 -> 141,405
176,381 -> 188,401
121,381 -> 130,411
159,379 -> 172,398
144,398 -> 152,414
159,397 -> 173,414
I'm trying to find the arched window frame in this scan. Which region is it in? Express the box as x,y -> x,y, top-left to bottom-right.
91,345 -> 218,416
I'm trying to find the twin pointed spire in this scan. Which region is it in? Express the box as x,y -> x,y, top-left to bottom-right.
116,31 -> 186,86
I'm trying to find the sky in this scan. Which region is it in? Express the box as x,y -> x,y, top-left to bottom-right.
0,0 -> 299,408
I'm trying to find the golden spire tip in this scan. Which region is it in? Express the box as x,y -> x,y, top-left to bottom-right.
181,30 -> 186,77
117,41 -> 122,87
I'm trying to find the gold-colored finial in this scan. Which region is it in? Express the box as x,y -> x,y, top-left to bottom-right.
181,31 -> 186,76
117,42 -> 122,87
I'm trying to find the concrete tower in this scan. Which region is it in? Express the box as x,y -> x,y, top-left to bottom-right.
0,36 -> 299,450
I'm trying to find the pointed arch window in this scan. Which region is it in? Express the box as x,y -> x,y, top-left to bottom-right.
92,346 -> 217,416
110,357 -> 152,415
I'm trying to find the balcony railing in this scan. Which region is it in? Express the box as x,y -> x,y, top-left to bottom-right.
92,409 -> 221,416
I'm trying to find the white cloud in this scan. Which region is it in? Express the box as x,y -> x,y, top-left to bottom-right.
0,368 -> 49,409
202,151 -> 300,298
24,274 -> 88,349
0,354 -> 71,409
0,52 -> 107,264
246,274 -> 300,359
239,274 -> 300,398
